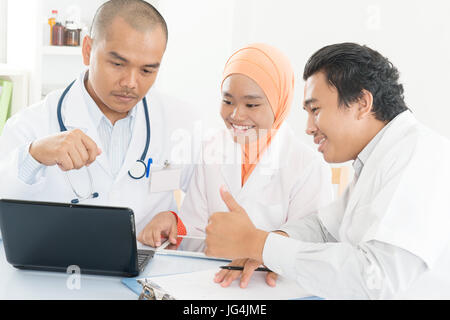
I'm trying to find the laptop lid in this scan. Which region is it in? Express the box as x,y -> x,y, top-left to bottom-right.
0,199 -> 140,277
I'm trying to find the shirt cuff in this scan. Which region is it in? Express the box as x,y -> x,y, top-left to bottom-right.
18,143 -> 45,185
262,232 -> 302,279
170,211 -> 187,236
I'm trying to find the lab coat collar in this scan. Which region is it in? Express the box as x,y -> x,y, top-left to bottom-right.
62,72 -> 95,130
352,119 -> 393,179
219,131 -> 242,198
80,71 -> 104,130
219,124 -> 289,200
114,99 -> 147,182
344,111 -> 417,221
241,124 -> 289,196
61,74 -> 112,176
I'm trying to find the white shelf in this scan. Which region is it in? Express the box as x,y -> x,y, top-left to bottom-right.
42,45 -> 82,56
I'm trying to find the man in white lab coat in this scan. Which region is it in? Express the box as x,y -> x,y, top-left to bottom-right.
0,0 -> 188,236
205,43 -> 450,299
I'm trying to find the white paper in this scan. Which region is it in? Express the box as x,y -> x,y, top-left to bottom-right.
142,268 -> 313,300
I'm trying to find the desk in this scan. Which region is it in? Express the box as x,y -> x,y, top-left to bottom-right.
0,240 -> 224,300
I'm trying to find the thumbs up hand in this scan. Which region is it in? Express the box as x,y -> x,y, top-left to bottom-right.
205,186 -> 269,261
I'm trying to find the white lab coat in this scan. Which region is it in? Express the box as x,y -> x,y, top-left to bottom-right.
262,111 -> 450,299
0,75 -> 191,234
180,123 -> 334,236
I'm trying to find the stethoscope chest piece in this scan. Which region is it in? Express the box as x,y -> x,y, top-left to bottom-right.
128,160 -> 147,180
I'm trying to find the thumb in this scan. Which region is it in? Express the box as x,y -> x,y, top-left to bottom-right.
220,185 -> 243,213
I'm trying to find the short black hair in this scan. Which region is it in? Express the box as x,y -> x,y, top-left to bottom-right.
90,0 -> 168,44
303,43 -> 408,122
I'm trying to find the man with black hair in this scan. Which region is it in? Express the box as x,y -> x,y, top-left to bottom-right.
205,43 -> 450,299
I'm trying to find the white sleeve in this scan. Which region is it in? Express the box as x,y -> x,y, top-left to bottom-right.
262,233 -> 426,299
17,143 -> 46,184
278,213 -> 337,243
286,159 -> 334,221
178,163 -> 209,237
0,116 -> 48,198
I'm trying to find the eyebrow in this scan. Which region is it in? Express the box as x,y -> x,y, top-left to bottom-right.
108,51 -> 160,69
303,98 -> 318,110
222,92 -> 263,100
243,94 -> 264,100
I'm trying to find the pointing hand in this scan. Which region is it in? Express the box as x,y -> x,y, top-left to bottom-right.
29,129 -> 102,171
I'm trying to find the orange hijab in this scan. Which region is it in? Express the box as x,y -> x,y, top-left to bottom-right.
221,43 -> 295,186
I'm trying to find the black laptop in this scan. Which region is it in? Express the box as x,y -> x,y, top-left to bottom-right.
0,199 -> 154,277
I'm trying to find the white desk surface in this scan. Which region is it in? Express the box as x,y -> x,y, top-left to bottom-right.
0,240 -> 225,300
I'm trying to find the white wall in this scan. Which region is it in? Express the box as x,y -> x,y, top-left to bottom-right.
4,0 -> 450,147
154,0 -> 235,132
0,0 -> 8,63
155,0 -> 450,150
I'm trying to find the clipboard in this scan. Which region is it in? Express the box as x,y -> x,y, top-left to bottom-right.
122,269 -> 323,300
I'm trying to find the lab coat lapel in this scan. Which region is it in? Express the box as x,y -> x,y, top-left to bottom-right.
219,134 -> 242,198
218,125 -> 287,200
344,111 -> 417,219
240,162 -> 275,199
61,78 -> 111,176
219,150 -> 276,202
240,126 -> 287,197
115,100 -> 146,182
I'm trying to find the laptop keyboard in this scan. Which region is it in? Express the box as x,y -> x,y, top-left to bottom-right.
137,250 -> 155,272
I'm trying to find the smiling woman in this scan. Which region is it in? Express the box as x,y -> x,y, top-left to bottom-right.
220,43 -> 295,185
221,74 -> 274,145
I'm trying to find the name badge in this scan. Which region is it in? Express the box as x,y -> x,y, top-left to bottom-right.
149,164 -> 182,193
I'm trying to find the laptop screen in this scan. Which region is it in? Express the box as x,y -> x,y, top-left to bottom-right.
0,199 -> 138,277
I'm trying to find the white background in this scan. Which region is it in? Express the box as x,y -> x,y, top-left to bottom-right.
1,0 -> 450,150
156,0 -> 450,149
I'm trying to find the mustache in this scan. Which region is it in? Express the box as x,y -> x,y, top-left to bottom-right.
111,90 -> 139,98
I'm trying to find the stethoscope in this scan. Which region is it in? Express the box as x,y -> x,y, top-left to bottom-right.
58,80 -> 152,203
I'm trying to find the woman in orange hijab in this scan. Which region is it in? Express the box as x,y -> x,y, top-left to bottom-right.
140,44 -> 332,285
221,43 -> 295,186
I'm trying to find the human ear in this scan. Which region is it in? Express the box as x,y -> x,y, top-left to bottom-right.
356,89 -> 374,120
81,36 -> 93,67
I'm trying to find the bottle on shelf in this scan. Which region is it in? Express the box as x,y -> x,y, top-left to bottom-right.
47,10 -> 58,45
64,21 -> 81,47
52,12 -> 65,46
